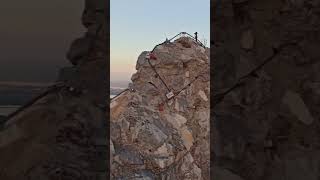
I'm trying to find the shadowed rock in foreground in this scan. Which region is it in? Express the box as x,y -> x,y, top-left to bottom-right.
111,36 -> 210,179
212,0 -> 320,179
0,0 -> 108,179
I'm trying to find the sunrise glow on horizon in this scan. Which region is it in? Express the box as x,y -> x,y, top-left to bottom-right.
110,0 -> 210,83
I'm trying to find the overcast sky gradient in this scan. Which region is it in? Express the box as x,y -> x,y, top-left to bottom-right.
111,0 -> 210,83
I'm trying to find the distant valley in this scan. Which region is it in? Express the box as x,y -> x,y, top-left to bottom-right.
0,82 -> 48,106
0,82 -> 49,116
110,80 -> 129,97
0,81 -> 130,116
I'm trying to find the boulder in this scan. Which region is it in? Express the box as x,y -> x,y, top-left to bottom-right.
110,36 -> 210,179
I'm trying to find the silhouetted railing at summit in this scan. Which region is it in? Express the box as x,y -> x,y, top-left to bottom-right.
111,32 -> 209,104
150,32 -> 207,53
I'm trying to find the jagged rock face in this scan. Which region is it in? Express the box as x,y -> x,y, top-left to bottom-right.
212,0 -> 320,179
0,0 -> 108,179
111,37 -> 210,179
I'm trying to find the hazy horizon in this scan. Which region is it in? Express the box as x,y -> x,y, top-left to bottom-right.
110,80 -> 130,88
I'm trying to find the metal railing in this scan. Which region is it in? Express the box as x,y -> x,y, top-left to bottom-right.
148,32 -> 208,95
111,32 -> 209,103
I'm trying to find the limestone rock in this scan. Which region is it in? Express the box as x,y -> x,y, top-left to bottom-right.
179,126 -> 194,151
118,145 -> 144,165
164,113 -> 187,129
198,90 -> 209,101
111,36 -> 210,179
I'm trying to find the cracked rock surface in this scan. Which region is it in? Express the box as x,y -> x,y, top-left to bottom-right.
111,37 -> 210,179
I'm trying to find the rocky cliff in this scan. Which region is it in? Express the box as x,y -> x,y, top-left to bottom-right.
212,0 -> 320,179
0,0 -> 108,179
110,36 -> 210,179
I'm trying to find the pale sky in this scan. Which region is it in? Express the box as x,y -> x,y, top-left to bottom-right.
110,0 -> 210,83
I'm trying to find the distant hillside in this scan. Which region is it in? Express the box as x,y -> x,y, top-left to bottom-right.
110,81 -> 129,96
110,80 -> 130,89
110,87 -> 126,96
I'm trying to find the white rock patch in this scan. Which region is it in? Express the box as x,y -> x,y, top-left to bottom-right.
198,90 -> 208,101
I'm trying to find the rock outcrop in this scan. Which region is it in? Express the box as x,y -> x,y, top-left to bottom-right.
0,0 -> 108,179
212,0 -> 320,179
110,36 -> 210,179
